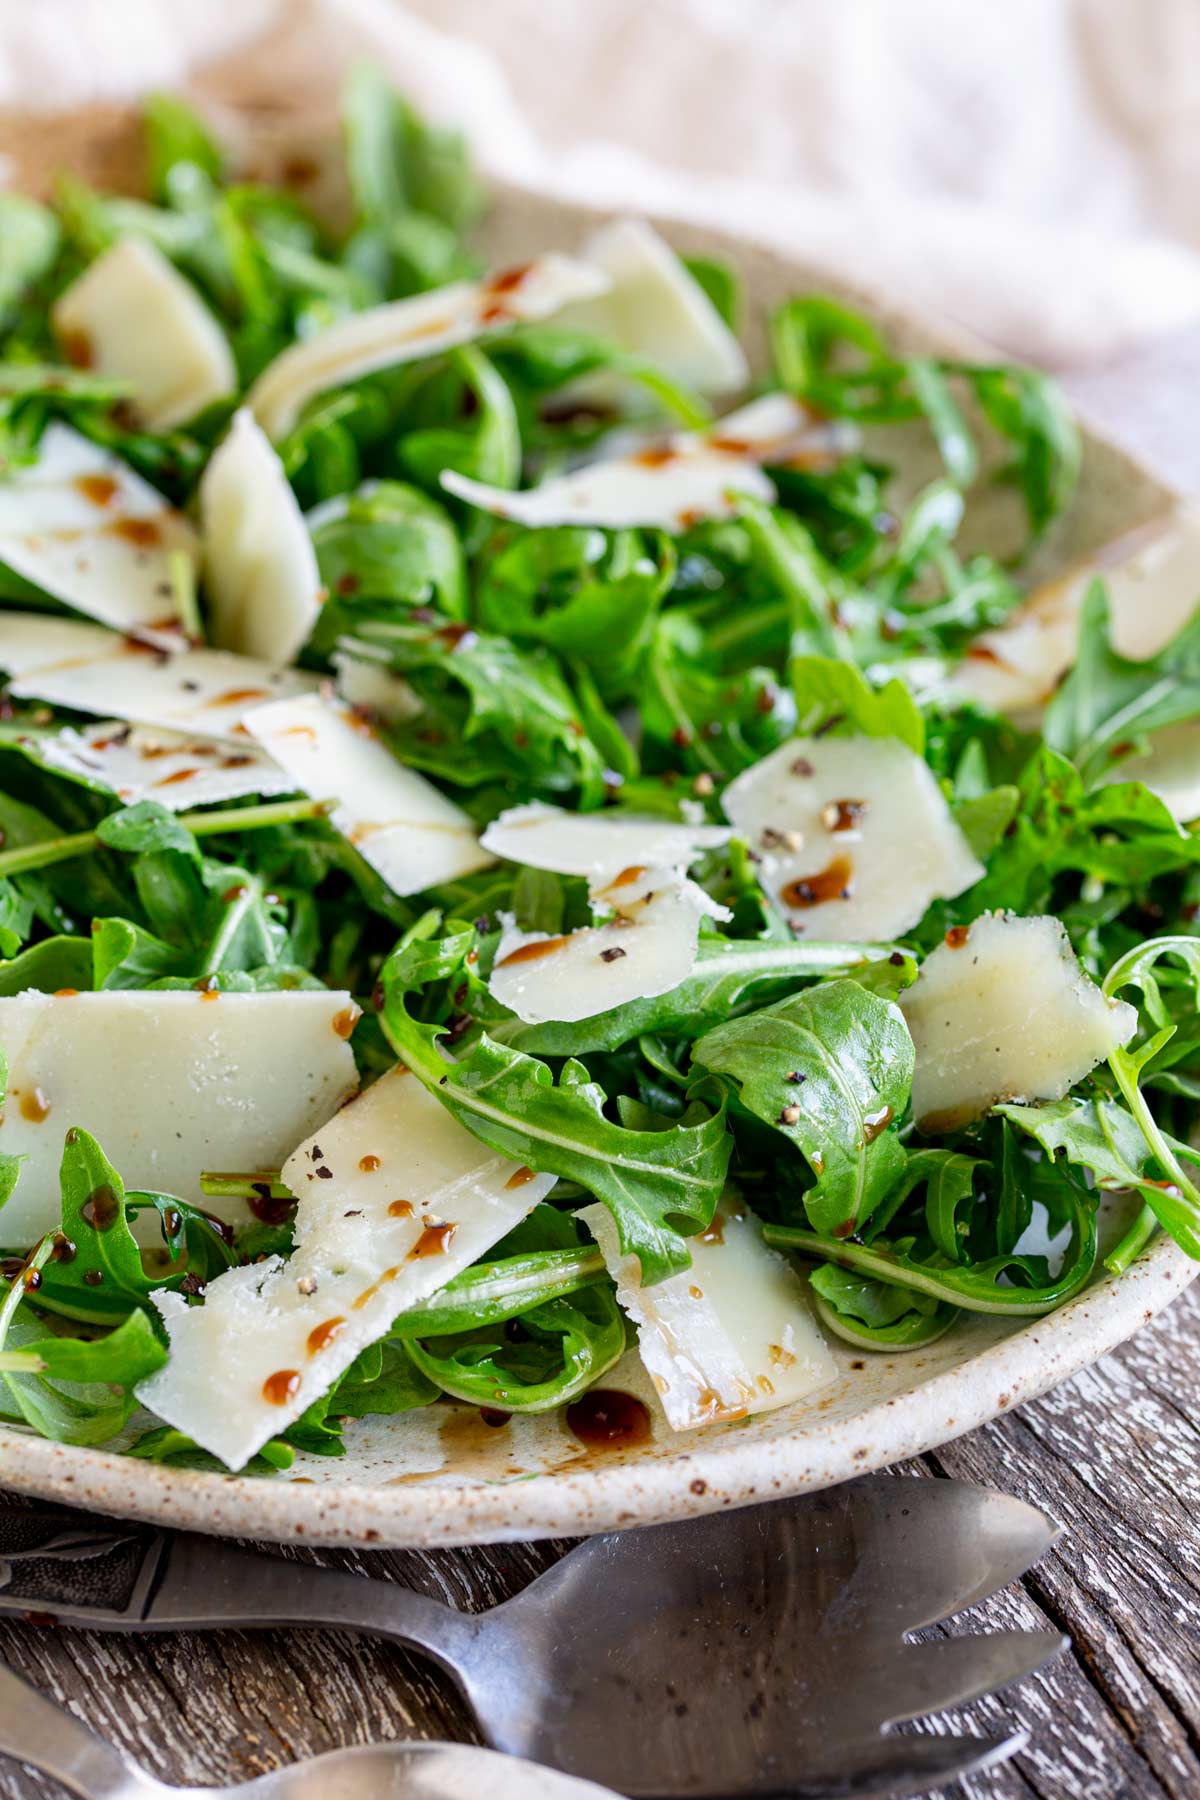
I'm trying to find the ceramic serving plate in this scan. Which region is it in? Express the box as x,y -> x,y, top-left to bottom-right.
0,75 -> 1194,1547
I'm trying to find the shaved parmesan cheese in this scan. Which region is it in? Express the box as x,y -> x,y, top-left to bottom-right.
0,425 -> 197,645
948,509 -> 1200,715
581,1200 -> 835,1430
900,912 -> 1137,1132
248,254 -> 609,441
441,394 -> 851,533
480,800 -> 729,885
1099,719 -> 1200,824
722,735 -> 983,940
490,865 -> 730,1025
332,647 -> 423,723
0,990 -> 359,1244
0,612 -> 115,676
137,1068 -> 555,1470
0,614 -> 317,744
51,237 -> 236,432
199,410 -> 322,664
243,692 -> 493,895
34,719 -> 292,809
559,217 -> 748,398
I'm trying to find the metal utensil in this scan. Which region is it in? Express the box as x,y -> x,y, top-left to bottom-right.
0,1475 -> 1063,1798
0,1666 -> 615,1799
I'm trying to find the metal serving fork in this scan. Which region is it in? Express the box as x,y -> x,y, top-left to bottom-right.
0,1670 -> 617,1799
0,1476 -> 1064,1798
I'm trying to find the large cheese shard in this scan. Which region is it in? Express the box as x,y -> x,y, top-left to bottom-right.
0,425 -> 198,645
0,613 -> 317,744
947,509 -> 1200,716
51,237 -> 236,432
900,912 -> 1138,1133
581,1200 -> 835,1430
1098,719 -> 1200,824
441,394 -> 853,532
137,1068 -> 556,1470
560,217 -> 749,398
199,410 -> 323,665
489,865 -> 730,1026
243,692 -> 493,895
481,801 -> 730,885
722,735 -> 983,940
248,254 -> 609,441
0,990 -> 359,1244
34,719 -> 292,809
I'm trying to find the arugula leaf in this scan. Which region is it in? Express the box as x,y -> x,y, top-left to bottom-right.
0,1240 -> 165,1445
474,525 -> 674,696
309,479 -> 467,622
682,255 -> 740,330
764,1168 -> 1098,1316
956,743 -> 1200,920
692,980 -> 913,1238
0,936 -> 93,996
640,613 -> 796,778
770,295 -> 1080,540
143,93 -> 225,196
998,1090 -> 1200,1259
1044,582 -> 1200,783
808,1264 -> 958,1349
377,915 -> 731,1281
9,1129 -> 237,1323
342,61 -> 483,240
407,1284 -> 626,1412
350,613 -> 609,802
0,196 -> 60,329
790,654 -> 926,755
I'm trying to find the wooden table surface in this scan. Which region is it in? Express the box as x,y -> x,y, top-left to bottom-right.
0,347 -> 1198,1800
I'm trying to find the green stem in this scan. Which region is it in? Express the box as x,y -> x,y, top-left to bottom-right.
1108,1051 -> 1200,1231
1103,1201 -> 1159,1277
0,796 -> 334,880
0,1237 -> 53,1348
763,1224 -> 1095,1315
200,1171 -> 291,1201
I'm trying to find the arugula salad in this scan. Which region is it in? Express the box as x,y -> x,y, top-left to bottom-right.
0,73 -> 1198,1475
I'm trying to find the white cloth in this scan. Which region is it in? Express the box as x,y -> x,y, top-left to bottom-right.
2,0 -> 1199,367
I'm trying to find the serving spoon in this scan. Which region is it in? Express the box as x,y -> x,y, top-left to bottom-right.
0,1475 -> 1063,1797
0,1676 -> 614,1800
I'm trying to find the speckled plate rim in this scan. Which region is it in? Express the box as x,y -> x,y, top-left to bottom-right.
0,94 -> 1193,1543
0,1236 -> 1192,1546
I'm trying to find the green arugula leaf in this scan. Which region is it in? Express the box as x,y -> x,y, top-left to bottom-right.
764,1166 -> 1098,1316
1044,582 -> 1200,782
309,479 -> 466,622
0,195 -> 60,330
350,612 -> 609,802
378,915 -> 732,1281
692,980 -> 913,1237
474,525 -> 674,696
808,1263 -> 958,1349
790,654 -> 925,755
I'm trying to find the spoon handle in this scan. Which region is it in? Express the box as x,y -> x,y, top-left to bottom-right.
0,1665 -> 161,1799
